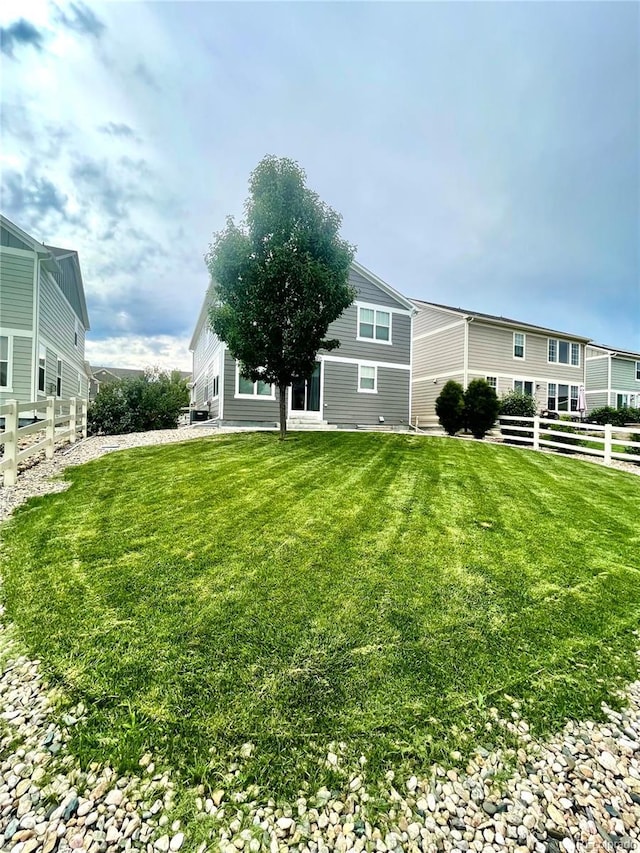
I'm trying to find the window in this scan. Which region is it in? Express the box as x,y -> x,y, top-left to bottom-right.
78,373 -> 82,395
486,376 -> 497,390
358,306 -> 391,343
56,358 -> 63,397
38,345 -> 46,392
617,393 -> 630,409
74,320 -> 79,348
235,363 -> 273,398
358,364 -> 377,393
0,336 -> 9,388
548,383 -> 579,412
548,338 -> 580,367
636,361 -> 640,381
211,375 -> 219,398
514,379 -> 534,396
513,332 -> 525,359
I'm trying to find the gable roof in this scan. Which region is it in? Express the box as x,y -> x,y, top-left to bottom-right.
91,365 -> 191,381
45,245 -> 91,329
351,260 -> 415,311
411,299 -> 591,343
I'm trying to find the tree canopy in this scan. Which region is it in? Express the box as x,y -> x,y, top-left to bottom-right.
206,155 -> 356,438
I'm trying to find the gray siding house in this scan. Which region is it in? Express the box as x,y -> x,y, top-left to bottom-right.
189,262 -> 413,428
0,215 -> 90,409
585,344 -> 640,411
411,301 -> 590,426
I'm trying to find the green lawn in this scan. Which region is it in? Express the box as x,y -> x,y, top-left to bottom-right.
2,432 -> 639,796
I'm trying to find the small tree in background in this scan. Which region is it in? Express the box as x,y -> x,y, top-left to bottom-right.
498,389 -> 537,440
206,155 -> 356,439
88,370 -> 189,435
464,378 -> 499,439
435,380 -> 465,436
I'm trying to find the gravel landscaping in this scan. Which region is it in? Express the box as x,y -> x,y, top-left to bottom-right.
1,428 -> 639,852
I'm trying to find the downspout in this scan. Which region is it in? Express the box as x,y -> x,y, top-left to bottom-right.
463,316 -> 473,389
219,344 -> 225,421
408,308 -> 416,425
607,353 -> 612,407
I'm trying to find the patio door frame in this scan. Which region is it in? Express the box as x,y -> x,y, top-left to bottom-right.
288,359 -> 324,420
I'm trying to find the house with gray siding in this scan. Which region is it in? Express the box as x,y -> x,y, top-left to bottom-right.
0,215 -> 90,411
189,262 -> 413,428
585,344 -> 640,412
411,301 -> 590,426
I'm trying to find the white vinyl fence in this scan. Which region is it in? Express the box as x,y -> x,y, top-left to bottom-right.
498,415 -> 640,466
0,397 -> 88,486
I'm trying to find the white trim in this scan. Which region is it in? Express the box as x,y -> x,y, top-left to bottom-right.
547,337 -> 581,368
288,360 -> 323,419
607,354 -> 612,407
356,302 -> 393,345
234,361 -> 276,400
408,312 -> 413,422
463,318 -> 470,388
0,327 -> 33,337
0,245 -> 37,259
585,388 -> 613,395
31,254 -> 40,401
411,301 -> 466,320
320,354 -> 410,371
37,342 -> 46,394
636,361 -> 640,382
585,354 -> 610,361
513,331 -> 526,361
412,319 -> 466,343
0,334 -> 14,391
56,355 -> 63,398
219,346 -> 225,419
358,363 -> 378,394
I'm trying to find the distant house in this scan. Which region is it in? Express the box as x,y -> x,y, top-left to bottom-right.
89,365 -> 191,400
585,344 -> 640,411
0,214 -> 90,408
189,262 -> 414,429
410,301 -> 590,426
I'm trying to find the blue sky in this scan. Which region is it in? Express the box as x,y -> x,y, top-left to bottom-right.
1,1 -> 638,369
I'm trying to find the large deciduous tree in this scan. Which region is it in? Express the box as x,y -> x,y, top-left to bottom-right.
205,156 -> 356,439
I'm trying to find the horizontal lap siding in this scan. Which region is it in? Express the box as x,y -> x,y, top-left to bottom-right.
468,323 -> 585,384
0,227 -> 31,251
222,350 -> 280,423
323,361 -> 409,425
349,270 -> 408,310
585,357 -> 608,391
325,304 -> 411,364
612,357 -> 640,391
0,335 -> 33,406
585,392 -> 608,411
413,323 -> 464,378
0,252 -> 34,330
412,372 -> 465,425
39,271 -> 86,376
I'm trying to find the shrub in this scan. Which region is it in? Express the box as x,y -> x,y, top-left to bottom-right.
625,433 -> 640,460
89,370 -> 189,435
435,380 -> 465,436
587,406 -> 640,427
498,390 -> 537,441
464,379 -> 499,439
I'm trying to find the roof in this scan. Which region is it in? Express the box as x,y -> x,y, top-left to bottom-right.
45,245 -> 91,329
411,299 -> 591,343
588,343 -> 640,360
91,366 -> 191,381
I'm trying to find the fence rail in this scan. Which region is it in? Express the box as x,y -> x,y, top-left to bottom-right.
499,415 -> 640,466
0,397 -> 88,486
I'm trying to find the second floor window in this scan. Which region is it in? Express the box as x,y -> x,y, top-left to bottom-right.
636,361 -> 640,381
548,338 -> 580,366
358,307 -> 390,342
513,333 -> 525,359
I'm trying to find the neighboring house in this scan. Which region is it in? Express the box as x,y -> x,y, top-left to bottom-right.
411,301 -> 590,426
88,366 -> 191,401
585,344 -> 640,411
0,214 -> 90,410
189,261 -> 414,428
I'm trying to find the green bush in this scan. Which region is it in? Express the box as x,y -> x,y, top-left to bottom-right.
588,406 -> 640,426
464,379 -> 499,439
625,432 -> 640,459
435,380 -> 465,436
498,390 -> 537,442
88,371 -> 189,436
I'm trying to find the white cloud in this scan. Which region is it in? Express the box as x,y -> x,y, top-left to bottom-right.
85,335 -> 192,372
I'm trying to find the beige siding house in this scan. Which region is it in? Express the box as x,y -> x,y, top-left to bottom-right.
0,215 -> 90,411
189,262 -> 414,428
585,344 -> 640,412
411,301 -> 590,426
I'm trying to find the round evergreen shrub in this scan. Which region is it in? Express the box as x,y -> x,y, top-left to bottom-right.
464,378 -> 499,439
435,380 -> 465,436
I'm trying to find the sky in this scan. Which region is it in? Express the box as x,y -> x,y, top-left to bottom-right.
1,0 -> 638,371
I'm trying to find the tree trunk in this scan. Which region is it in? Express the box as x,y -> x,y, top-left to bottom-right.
278,383 -> 287,440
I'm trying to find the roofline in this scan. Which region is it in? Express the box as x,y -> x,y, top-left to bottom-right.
189,284 -> 214,351
1,214 -> 53,258
589,343 -> 640,360
351,260 -> 415,311
411,299 -> 591,343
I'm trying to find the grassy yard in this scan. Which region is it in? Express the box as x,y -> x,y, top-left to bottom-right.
1,432 -> 639,796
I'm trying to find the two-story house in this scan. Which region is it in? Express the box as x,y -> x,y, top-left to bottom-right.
585,344 -> 640,412
411,301 -> 590,426
0,215 -> 90,409
189,261 -> 414,429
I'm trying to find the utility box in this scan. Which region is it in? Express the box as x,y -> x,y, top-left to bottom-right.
190,409 -> 210,423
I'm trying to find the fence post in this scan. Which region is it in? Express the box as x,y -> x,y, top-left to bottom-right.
45,396 -> 56,459
533,415 -> 540,450
2,400 -> 19,486
69,396 -> 77,443
81,399 -> 88,439
604,423 -> 612,465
